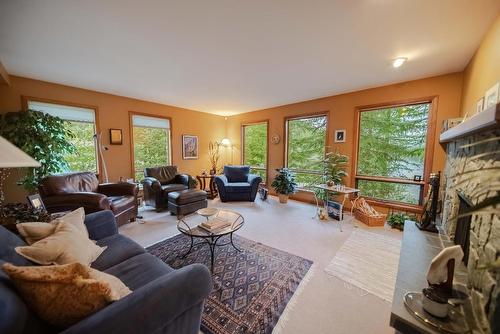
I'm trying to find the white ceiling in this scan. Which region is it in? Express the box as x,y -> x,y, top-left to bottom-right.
1,1 -> 499,116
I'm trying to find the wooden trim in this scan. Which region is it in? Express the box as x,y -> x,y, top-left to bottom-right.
355,175 -> 425,186
284,111 -> 329,168
241,120 -> 269,184
0,61 -> 11,86
21,95 -> 102,179
352,97 -> 437,206
128,111 -> 173,181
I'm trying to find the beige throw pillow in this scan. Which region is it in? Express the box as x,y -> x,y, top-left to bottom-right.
16,208 -> 88,245
15,217 -> 106,266
2,262 -> 131,328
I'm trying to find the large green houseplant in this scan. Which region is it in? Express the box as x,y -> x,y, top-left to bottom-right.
323,151 -> 349,185
271,168 -> 298,203
0,110 -> 75,192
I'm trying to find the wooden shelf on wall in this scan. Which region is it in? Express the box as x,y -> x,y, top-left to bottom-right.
440,102 -> 500,143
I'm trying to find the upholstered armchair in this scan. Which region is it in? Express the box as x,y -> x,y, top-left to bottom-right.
214,166 -> 262,202
38,172 -> 138,226
142,166 -> 194,211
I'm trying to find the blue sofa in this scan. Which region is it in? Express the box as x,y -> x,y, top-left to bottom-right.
214,166 -> 262,202
0,210 -> 212,334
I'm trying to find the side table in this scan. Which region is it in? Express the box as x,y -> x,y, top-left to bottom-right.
196,175 -> 218,199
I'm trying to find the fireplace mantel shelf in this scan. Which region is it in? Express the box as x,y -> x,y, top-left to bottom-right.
440,102 -> 500,143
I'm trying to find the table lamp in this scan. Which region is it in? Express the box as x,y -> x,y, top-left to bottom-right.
0,135 -> 41,205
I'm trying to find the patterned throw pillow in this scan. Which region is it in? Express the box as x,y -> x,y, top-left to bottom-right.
2,262 -> 131,328
15,211 -> 106,266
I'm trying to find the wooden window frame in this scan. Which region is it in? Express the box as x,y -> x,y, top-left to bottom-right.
241,120 -> 269,184
129,111 -> 173,181
21,96 -> 101,178
351,97 -> 437,209
284,112 -> 329,187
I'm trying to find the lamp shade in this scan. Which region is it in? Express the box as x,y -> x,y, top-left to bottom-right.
0,135 -> 41,168
220,138 -> 231,147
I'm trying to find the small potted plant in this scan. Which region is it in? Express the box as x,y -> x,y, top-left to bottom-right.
271,168 -> 298,204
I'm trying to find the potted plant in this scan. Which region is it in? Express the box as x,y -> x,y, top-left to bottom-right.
323,151 -> 348,185
0,110 -> 75,192
387,212 -> 414,231
271,168 -> 298,203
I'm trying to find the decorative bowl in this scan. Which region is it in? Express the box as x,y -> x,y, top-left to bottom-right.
196,208 -> 219,218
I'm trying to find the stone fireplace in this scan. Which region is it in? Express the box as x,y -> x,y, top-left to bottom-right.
454,191 -> 473,266
441,128 -> 499,333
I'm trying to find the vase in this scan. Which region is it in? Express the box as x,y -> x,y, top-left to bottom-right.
278,194 -> 288,204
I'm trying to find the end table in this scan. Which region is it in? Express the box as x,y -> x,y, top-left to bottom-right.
196,175 -> 218,199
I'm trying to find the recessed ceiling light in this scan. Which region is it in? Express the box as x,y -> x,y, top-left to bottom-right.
393,57 -> 407,68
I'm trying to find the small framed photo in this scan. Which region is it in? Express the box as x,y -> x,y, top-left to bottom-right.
476,97 -> 484,114
109,129 -> 123,145
334,129 -> 346,143
413,175 -> 422,182
182,134 -> 198,159
485,82 -> 499,109
27,194 -> 46,211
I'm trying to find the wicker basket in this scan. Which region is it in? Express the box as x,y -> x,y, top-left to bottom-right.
354,209 -> 387,227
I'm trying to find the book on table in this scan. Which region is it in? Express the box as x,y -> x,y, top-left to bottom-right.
199,217 -> 231,232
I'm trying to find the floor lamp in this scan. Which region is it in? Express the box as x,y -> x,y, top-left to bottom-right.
0,135 -> 41,207
220,138 -> 233,165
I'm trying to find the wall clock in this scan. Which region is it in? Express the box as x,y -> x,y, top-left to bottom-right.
271,134 -> 280,144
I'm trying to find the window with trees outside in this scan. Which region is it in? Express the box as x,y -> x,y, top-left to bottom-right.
131,114 -> 171,182
355,102 -> 431,205
27,100 -> 98,173
242,122 -> 268,182
285,114 -> 327,186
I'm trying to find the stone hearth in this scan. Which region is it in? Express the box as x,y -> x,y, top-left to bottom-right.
441,129 -> 499,333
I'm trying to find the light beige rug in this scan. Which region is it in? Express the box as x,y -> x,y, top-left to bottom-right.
324,229 -> 401,302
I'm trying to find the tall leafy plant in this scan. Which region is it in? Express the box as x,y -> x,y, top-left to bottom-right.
322,151 -> 349,184
1,110 -> 75,192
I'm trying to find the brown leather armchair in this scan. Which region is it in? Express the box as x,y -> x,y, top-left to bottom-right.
142,166 -> 194,211
38,172 -> 138,226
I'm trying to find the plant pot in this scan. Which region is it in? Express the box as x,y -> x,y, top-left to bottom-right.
326,180 -> 334,187
278,194 -> 288,204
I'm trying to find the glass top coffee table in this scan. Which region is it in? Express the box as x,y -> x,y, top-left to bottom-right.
177,209 -> 244,273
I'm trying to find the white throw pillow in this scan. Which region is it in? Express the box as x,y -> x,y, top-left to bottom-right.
15,213 -> 106,266
16,208 -> 88,245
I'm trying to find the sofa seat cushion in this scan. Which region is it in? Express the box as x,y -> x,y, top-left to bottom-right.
91,234 -> 145,271
107,196 -> 135,215
104,253 -> 173,290
168,189 -> 207,205
225,182 -> 252,193
161,184 -> 188,196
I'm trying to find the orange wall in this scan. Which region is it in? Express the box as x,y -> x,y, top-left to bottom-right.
227,73 -> 463,206
0,76 -> 226,202
461,15 -> 500,117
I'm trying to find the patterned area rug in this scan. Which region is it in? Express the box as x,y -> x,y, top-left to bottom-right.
324,229 -> 401,302
147,233 -> 313,334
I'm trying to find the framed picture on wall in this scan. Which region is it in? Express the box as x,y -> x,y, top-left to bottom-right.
334,129 -> 346,143
484,82 -> 499,109
182,135 -> 198,159
476,97 -> 484,114
109,129 -> 123,145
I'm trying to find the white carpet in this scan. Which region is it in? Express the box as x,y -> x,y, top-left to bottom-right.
324,229 -> 401,302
